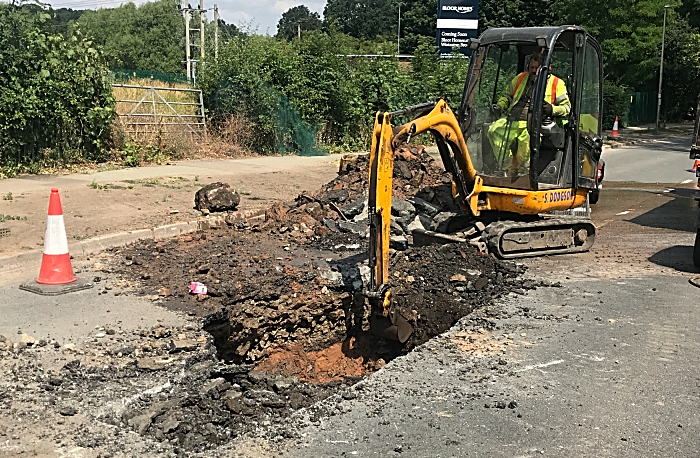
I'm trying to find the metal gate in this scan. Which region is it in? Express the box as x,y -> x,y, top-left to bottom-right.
113,84 -> 206,137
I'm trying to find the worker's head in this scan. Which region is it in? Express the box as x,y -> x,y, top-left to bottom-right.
528,51 -> 543,76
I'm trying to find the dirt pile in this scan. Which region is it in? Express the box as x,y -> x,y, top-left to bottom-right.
260,145 -> 462,244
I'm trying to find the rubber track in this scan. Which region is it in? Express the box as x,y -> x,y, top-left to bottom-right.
484,217 -> 596,259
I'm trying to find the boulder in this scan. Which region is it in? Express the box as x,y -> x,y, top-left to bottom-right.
195,182 -> 240,213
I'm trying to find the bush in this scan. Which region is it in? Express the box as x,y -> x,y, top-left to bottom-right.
197,32 -> 470,154
0,5 -> 115,169
603,80 -> 630,129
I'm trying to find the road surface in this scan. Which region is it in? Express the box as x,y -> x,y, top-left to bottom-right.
603,134 -> 695,184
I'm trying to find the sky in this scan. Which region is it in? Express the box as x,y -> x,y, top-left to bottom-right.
44,0 -> 327,35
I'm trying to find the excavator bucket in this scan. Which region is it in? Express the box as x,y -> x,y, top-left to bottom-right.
366,111 -> 413,343
370,310 -> 414,344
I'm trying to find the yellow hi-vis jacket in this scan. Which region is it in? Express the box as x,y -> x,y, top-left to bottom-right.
497,71 -> 571,118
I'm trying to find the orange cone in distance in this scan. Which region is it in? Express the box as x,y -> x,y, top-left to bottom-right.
610,116 -> 619,138
692,159 -> 700,172
36,188 -> 76,285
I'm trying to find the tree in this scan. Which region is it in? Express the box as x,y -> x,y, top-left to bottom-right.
662,17 -> 700,120
323,0 -> 397,40
557,0 -> 681,89
276,5 -> 321,40
399,0 -> 437,53
75,0 -> 184,73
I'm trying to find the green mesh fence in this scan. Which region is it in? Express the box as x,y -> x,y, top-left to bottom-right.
629,91 -> 656,125
275,96 -> 324,156
111,69 -> 189,85
208,79 -> 326,156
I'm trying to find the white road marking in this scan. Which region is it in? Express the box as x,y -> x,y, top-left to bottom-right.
515,359 -> 565,373
681,179 -> 694,184
616,211 -> 630,215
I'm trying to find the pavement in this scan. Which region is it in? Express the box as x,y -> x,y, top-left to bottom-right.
0,155 -> 335,196
0,154 -> 341,282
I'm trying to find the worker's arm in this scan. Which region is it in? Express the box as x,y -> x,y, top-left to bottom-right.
496,73 -> 521,111
551,78 -> 571,118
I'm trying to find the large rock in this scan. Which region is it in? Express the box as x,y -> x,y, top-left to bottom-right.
195,182 -> 240,213
408,197 -> 440,216
391,197 -> 415,218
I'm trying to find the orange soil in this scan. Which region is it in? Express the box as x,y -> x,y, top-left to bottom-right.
256,338 -> 372,383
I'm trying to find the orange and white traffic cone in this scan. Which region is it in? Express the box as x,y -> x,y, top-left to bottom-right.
36,188 -> 76,285
610,116 -> 619,138
692,159 -> 700,173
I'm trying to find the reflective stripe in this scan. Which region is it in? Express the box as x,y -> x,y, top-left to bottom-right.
513,72 -> 528,94
550,77 -> 558,104
44,215 -> 69,255
555,93 -> 569,104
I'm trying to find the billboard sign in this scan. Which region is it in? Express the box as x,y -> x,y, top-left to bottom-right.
436,0 -> 479,58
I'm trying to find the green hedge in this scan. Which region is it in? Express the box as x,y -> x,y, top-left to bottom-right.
0,5 -> 114,170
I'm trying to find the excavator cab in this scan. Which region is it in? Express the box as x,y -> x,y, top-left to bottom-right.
459,26 -> 603,193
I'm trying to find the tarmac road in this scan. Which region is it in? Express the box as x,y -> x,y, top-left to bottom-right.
602,134 -> 695,184
3,137 -> 700,457
285,275 -> 700,457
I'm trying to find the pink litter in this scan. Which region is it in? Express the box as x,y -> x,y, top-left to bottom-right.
189,282 -> 207,295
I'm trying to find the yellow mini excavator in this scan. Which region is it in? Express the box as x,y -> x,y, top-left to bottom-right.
365,26 -> 604,342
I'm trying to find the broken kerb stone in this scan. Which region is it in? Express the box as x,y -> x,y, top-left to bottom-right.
319,189 -> 349,205
338,220 -> 368,237
323,218 -> 339,232
390,236 -> 409,251
341,198 -> 366,219
430,212 -> 457,231
406,215 -> 428,233
390,219 -> 405,236
195,182 -> 241,213
319,269 -> 344,288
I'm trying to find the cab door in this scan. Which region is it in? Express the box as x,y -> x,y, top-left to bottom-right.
575,36 -> 603,190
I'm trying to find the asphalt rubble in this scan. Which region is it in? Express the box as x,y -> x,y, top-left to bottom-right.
0,145 -> 557,456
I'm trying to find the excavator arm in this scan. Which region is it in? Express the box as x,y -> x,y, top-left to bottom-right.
365,99 -> 479,343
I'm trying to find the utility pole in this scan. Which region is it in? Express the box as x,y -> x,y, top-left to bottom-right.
397,2 -> 401,55
200,0 -> 205,61
185,6 -> 191,81
297,22 -> 301,40
656,5 -> 670,132
214,4 -> 218,59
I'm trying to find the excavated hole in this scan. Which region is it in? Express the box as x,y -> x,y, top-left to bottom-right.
103,145 -> 537,452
